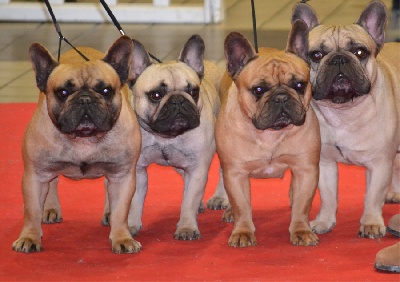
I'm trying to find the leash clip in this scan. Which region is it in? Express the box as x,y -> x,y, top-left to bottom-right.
44,0 -> 89,62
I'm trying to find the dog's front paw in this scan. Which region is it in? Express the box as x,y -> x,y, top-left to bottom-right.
12,237 -> 43,253
385,191 -> 400,203
222,206 -> 234,222
310,219 -> 336,234
358,224 -> 386,239
290,230 -> 319,246
111,238 -> 142,254
207,196 -> 229,210
174,228 -> 201,240
42,208 -> 62,224
228,231 -> 257,248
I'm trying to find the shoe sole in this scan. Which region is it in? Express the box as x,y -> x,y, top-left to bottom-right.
374,263 -> 400,273
387,226 -> 400,238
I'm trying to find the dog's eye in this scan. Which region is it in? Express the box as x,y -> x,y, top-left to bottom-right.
94,82 -> 115,98
148,91 -> 164,102
310,51 -> 324,62
353,48 -> 368,59
55,88 -> 70,99
294,81 -> 306,94
60,89 -> 69,96
189,88 -> 200,98
100,87 -> 114,97
251,86 -> 267,98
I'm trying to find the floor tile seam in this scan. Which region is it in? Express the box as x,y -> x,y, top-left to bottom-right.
319,0 -> 349,23
0,22 -> 43,53
256,1 -> 294,28
0,68 -> 32,90
224,0 -> 242,14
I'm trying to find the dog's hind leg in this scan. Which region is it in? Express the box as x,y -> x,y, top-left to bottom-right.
207,168 -> 229,210
127,166 -> 148,237
42,178 -> 62,223
386,151 -> 400,203
310,159 -> 338,234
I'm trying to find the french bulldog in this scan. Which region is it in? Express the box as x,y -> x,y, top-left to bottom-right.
102,35 -> 222,240
216,20 -> 321,247
292,0 -> 400,238
12,36 -> 142,254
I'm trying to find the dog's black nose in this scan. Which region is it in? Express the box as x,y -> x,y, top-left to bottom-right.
170,94 -> 185,105
330,54 -> 349,66
271,93 -> 289,104
78,94 -> 92,104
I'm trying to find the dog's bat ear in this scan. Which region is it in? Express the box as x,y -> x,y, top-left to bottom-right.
179,34 -> 205,80
103,35 -> 134,85
291,2 -> 319,30
29,43 -> 58,93
128,38 -> 152,87
224,32 -> 257,79
286,19 -> 310,63
356,0 -> 387,53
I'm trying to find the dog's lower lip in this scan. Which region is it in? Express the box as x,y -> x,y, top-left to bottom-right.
73,120 -> 98,136
74,127 -> 97,136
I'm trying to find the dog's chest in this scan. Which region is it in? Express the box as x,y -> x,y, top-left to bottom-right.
51,161 -> 119,179
249,160 -> 288,179
323,144 -> 374,166
42,144 -> 131,180
139,143 -> 193,169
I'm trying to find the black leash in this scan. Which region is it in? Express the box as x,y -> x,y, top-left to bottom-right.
100,0 -> 162,63
249,0 -> 309,54
100,0 -> 125,36
250,0 -> 258,53
44,0 -> 89,62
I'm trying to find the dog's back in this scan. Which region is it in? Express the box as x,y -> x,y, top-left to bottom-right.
60,47 -> 103,63
378,42 -> 400,121
378,42 -> 400,83
203,60 -> 223,117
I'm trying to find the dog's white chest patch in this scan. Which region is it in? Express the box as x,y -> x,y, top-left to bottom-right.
265,167 -> 274,175
250,162 -> 287,179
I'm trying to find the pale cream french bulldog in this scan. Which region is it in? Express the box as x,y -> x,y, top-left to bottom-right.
292,0 -> 400,238
12,36 -> 142,254
102,35 -> 222,240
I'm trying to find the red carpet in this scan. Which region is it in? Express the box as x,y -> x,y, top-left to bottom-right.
0,103 -> 398,281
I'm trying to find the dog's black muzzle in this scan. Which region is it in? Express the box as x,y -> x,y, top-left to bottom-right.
150,94 -> 200,137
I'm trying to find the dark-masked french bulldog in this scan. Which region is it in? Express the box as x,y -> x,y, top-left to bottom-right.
292,0 -> 400,238
216,20 -> 321,247
102,35 -> 221,240
12,36 -> 142,254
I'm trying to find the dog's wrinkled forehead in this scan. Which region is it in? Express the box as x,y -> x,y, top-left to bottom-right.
50,60 -> 119,88
309,24 -> 376,53
238,54 -> 308,88
138,62 -> 200,91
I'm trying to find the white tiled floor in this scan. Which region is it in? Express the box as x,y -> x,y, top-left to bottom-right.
0,0 -> 397,102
